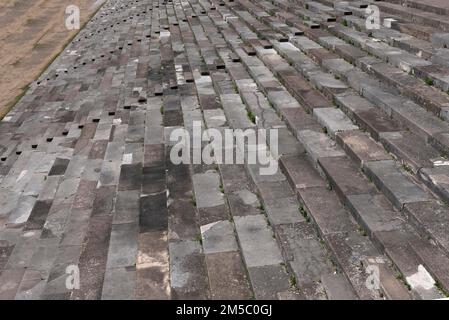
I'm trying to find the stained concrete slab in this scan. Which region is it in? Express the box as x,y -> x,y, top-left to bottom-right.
234,215 -> 283,268
169,240 -> 209,299
247,264 -> 291,300
297,129 -> 345,164
321,273 -> 358,300
363,160 -> 432,209
192,170 -> 225,208
336,130 -> 391,167
200,220 -> 238,254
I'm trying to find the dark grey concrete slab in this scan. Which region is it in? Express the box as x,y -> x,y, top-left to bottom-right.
234,214 -> 283,268
206,251 -> 253,299
298,187 -> 355,235
318,156 -> 377,205
363,160 -> 432,209
336,130 -> 391,167
247,264 -> 291,300
404,200 -> 449,254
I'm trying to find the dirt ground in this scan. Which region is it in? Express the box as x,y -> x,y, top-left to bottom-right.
0,0 -> 105,118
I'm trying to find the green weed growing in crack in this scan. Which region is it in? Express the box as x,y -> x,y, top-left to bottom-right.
425,76 -> 434,86
289,275 -> 297,287
257,202 -> 266,214
405,282 -> 412,291
190,195 -> 197,206
329,259 -> 338,273
435,281 -> 449,297
160,106 -> 164,114
395,273 -> 412,291
256,191 -> 266,212
247,110 -> 256,124
299,205 -> 311,223
219,184 -> 224,193
358,227 -> 368,237
342,19 -> 348,27
194,233 -> 203,245
401,163 -> 413,174
232,82 -> 239,93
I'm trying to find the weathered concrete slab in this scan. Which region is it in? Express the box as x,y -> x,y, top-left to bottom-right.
264,197 -> 305,225
200,220 -> 238,254
363,160 -> 432,209
280,154 -> 326,190
336,130 -> 391,167
347,194 -> 405,238
313,108 -> 358,138
205,251 -> 253,300
234,214 -> 283,268
105,222 -> 138,269
203,109 -> 227,127
321,273 -> 358,300
374,230 -> 442,299
135,231 -> 170,300
101,266 -> 136,300
419,166 -> 449,204
324,230 -> 380,300
319,156 -> 377,204
404,200 -> 449,254
297,129 -> 345,165
169,240 -> 209,299
276,222 -> 333,299
247,264 -> 291,300
192,170 -> 225,208
298,187 -> 355,235
381,129 -> 442,172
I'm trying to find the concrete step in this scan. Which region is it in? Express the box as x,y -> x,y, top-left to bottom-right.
186,4 -> 335,299
234,0 -> 449,185
321,273 -> 358,300
322,21 -> 449,108
217,0 -> 449,298
363,160 -> 432,210
374,1 -> 449,32
252,1 -> 449,157
313,0 -> 435,56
